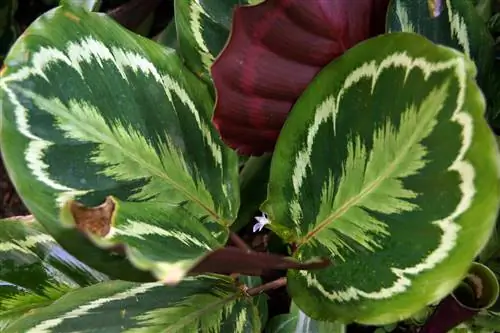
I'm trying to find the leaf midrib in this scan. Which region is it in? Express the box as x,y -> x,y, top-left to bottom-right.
297,107 -> 434,248
24,89 -> 225,225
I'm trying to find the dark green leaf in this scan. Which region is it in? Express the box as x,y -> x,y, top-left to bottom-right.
3,274 -> 263,333
0,5 -> 240,283
262,32 -> 500,324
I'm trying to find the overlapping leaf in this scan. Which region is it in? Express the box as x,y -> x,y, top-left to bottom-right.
0,5 -> 240,283
262,32 -> 500,324
265,302 -> 345,333
386,0 -> 499,123
174,0 -> 264,84
3,274 -> 263,333
0,216 -> 107,328
211,0 -> 390,155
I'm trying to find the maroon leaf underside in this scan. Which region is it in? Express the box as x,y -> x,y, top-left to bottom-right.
211,0 -> 390,156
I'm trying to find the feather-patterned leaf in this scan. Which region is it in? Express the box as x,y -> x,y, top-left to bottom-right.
262,32 -> 500,324
211,0 -> 390,155
2,274 -> 263,333
0,216 -> 107,328
0,5 -> 239,283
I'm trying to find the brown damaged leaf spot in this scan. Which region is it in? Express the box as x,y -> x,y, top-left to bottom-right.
0,65 -> 6,76
69,196 -> 115,237
64,11 -> 81,22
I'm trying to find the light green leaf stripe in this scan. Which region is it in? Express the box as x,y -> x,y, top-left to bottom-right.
3,275 -> 262,333
262,32 -> 500,324
386,0 -> 497,121
0,5 -> 239,282
174,0 -> 263,83
0,217 -> 107,328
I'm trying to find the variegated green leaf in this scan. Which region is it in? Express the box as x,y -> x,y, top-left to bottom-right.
0,216 -> 107,291
262,32 -> 500,324
0,283 -> 72,331
239,275 -> 268,327
3,274 -> 263,333
386,0 -> 499,121
0,216 -> 107,328
174,0 -> 264,83
0,5 -> 239,283
265,302 -> 346,333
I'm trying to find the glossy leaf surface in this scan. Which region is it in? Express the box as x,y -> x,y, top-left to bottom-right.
265,302 -> 346,333
262,32 -> 500,324
0,216 -> 107,291
211,0 -> 390,155
3,274 -> 263,333
174,0 -> 264,84
0,5 -> 239,283
386,0 -> 498,122
0,216 -> 107,328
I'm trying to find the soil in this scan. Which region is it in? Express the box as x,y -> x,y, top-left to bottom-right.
0,155 -> 28,218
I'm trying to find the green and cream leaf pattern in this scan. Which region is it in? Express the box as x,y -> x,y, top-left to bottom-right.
0,5 -> 239,283
2,274 -> 262,333
0,216 -> 107,328
386,0 -> 498,121
262,32 -> 500,324
174,0 -> 264,83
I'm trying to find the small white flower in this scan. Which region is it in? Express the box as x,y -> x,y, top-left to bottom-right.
253,212 -> 269,233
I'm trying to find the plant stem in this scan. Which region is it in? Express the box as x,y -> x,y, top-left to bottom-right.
245,277 -> 287,296
230,232 -> 252,253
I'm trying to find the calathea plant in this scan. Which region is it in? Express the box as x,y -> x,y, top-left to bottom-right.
1,0 -> 500,332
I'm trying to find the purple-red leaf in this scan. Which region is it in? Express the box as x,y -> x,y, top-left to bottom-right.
211,0 -> 390,155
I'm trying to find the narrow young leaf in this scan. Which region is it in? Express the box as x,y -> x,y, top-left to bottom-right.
0,217 -> 107,292
262,32 -> 500,324
0,5 -> 239,283
3,275 -> 263,333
